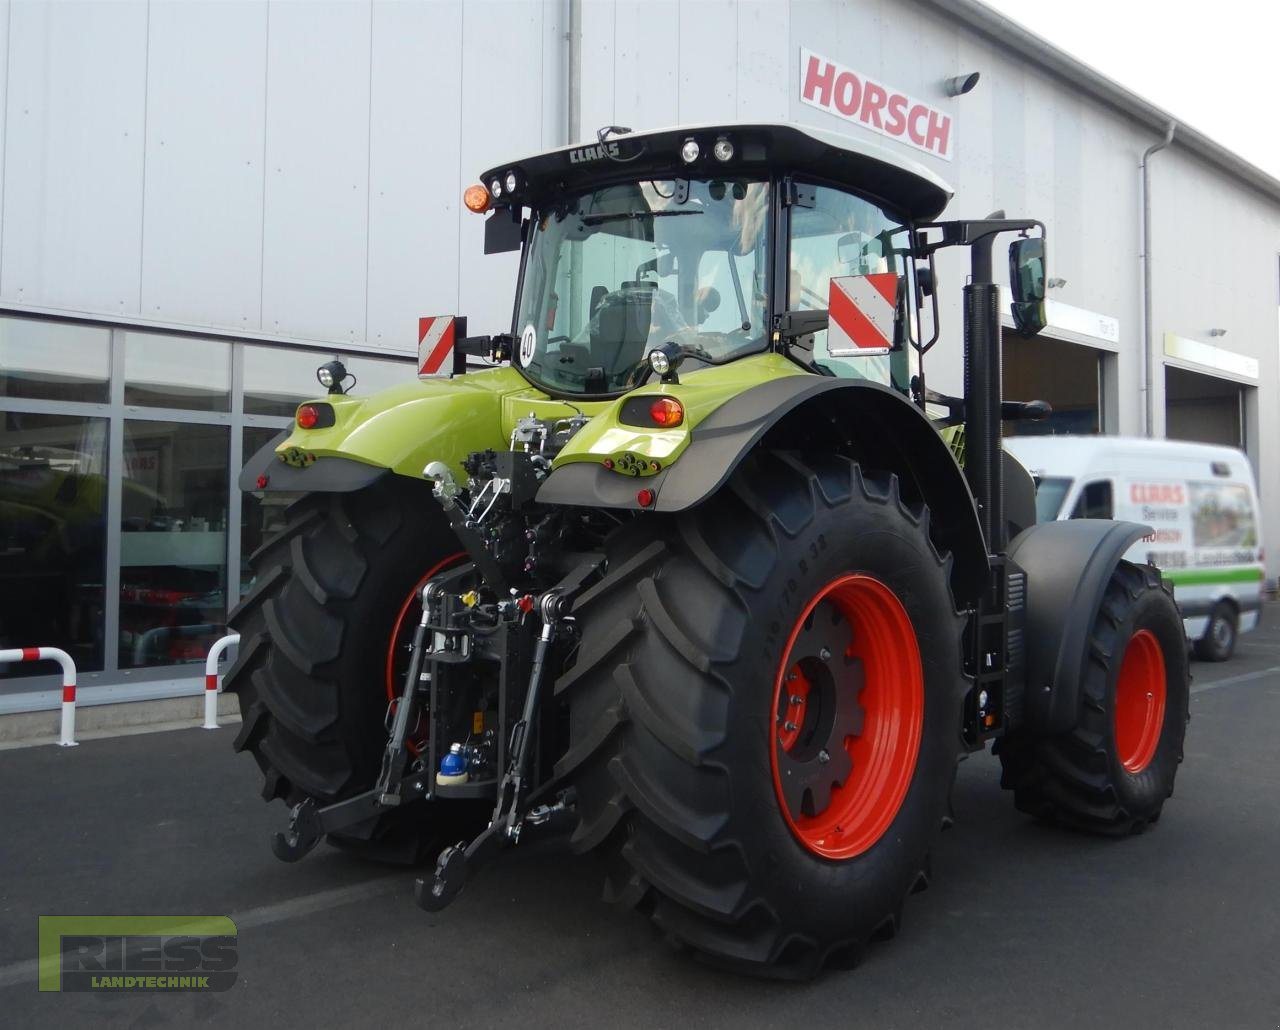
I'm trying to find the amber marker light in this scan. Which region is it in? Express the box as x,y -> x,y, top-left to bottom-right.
463,183 -> 491,214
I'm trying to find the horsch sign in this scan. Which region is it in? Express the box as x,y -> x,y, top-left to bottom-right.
799,47 -> 953,161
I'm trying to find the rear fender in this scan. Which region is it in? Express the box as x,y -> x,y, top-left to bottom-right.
239,366 -> 531,493
1007,519 -> 1152,734
540,375 -> 990,606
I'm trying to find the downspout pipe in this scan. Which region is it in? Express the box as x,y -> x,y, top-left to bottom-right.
1141,121 -> 1176,437
566,0 -> 582,145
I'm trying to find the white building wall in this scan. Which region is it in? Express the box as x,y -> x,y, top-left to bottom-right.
0,0 -> 1275,564
0,0 -> 562,351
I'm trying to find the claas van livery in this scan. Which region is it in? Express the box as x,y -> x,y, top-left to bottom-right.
1005,436 -> 1265,661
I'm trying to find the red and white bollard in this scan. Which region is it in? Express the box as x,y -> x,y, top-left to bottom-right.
204,634 -> 240,729
0,647 -> 78,746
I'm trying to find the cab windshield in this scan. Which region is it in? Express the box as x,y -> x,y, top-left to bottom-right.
513,178 -> 771,395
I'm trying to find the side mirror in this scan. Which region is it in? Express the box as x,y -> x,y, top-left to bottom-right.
1009,237 -> 1047,334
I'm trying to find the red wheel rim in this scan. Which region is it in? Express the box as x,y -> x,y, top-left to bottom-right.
1113,628 -> 1167,774
385,552 -> 467,750
770,574 -> 924,860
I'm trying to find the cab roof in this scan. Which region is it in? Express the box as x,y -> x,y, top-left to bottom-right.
480,122 -> 954,222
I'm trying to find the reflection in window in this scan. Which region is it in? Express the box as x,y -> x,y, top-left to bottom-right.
788,184 -> 907,388
124,332 -> 230,411
0,412 -> 108,676
0,317 -> 111,404
342,353 -> 414,397
244,345 -> 328,417
239,427 -> 300,600
119,420 -> 228,667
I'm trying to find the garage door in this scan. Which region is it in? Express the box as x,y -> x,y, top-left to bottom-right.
1165,365 -> 1245,449
1002,330 -> 1102,436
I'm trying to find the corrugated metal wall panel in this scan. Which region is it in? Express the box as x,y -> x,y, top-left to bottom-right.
677,0 -> 737,124
260,0 -> 371,344
140,0 -> 268,332
614,0 -> 678,130
456,1 -> 548,336
2,0 -> 148,314
365,0 -> 463,351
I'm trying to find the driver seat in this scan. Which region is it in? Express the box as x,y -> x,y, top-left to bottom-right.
591,287 -> 654,375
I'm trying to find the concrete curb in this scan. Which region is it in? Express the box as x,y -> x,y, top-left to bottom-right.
0,692 -> 241,749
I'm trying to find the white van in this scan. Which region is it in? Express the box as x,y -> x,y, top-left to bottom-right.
1004,436 -> 1265,661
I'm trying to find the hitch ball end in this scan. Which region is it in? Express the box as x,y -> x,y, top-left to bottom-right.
424,461 -> 462,503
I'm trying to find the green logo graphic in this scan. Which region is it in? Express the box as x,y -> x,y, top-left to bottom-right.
38,916 -> 238,992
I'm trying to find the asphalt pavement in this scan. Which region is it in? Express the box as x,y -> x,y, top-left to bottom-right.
3,608 -> 1278,1028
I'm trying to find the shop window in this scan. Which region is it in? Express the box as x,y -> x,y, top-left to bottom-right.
0,317 -> 111,404
119,420 -> 229,668
1070,480 -> 1113,520
0,412 -> 108,677
124,332 -> 230,411
244,345 -> 330,417
238,426 -> 301,600
341,353 -> 415,396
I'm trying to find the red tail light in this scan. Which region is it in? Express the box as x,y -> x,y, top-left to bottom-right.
296,404 -> 320,429
649,397 -> 684,427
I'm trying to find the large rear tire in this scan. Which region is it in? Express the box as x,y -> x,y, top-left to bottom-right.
225,478 -> 485,862
996,561 -> 1190,834
556,451 -> 966,978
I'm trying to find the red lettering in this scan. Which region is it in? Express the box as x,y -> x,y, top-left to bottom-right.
925,110 -> 951,155
907,104 -> 929,146
1130,483 -> 1186,505
803,55 -> 835,106
860,82 -> 888,129
834,71 -> 861,116
884,93 -> 908,136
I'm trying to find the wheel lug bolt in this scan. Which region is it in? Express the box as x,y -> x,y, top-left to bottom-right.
786,672 -> 798,682
818,749 -> 830,763
819,647 -> 831,661
789,694 -> 804,705
784,721 -> 798,732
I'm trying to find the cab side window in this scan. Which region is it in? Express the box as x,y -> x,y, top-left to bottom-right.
1070,480 -> 1113,519
787,184 -> 907,387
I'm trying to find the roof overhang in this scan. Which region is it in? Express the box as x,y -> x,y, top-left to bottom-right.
479,122 -> 954,222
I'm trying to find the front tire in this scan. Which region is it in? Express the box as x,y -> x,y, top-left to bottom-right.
557,452 -> 965,978
997,561 -> 1190,834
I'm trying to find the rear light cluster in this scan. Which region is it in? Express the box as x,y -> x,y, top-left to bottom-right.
618,394 -> 685,430
295,402 -> 336,430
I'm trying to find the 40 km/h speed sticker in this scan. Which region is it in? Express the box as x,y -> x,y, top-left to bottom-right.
519,324 -> 537,365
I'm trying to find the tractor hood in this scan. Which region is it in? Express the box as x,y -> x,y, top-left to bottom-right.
480,122 -> 954,221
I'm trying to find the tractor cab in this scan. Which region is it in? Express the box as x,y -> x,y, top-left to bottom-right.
471,123 -> 954,398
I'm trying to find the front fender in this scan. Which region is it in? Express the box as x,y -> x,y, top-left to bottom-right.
1007,518 -> 1152,734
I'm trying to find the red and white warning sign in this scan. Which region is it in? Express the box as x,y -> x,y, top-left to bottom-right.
827,273 -> 901,357
418,315 -> 457,377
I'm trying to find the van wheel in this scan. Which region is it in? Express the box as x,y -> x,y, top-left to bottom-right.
1194,602 -> 1237,662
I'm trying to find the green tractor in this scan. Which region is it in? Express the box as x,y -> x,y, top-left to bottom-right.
230,123 -> 1189,977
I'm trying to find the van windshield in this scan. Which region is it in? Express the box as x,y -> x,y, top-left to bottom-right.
1034,476 -> 1072,522
512,178 -> 771,396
